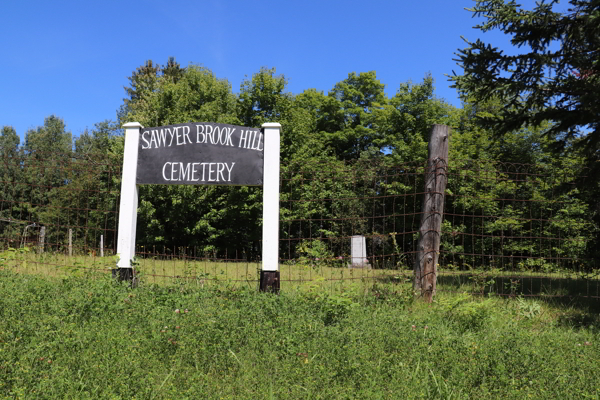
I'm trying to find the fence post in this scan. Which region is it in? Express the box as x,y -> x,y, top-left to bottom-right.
260,123 -> 281,292
68,229 -> 73,256
38,226 -> 45,254
114,122 -> 143,283
100,235 -> 104,257
414,124 -> 450,302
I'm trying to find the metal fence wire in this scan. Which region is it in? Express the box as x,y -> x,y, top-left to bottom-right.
0,149 -> 121,274
0,148 -> 598,299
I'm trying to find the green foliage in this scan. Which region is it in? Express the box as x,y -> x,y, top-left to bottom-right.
452,0 -> 600,155
295,239 -> 333,269
0,272 -> 599,399
439,292 -> 492,332
515,296 -> 542,320
2,58 -> 599,276
375,74 -> 460,163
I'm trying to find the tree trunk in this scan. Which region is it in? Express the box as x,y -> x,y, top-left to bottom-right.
414,124 -> 450,302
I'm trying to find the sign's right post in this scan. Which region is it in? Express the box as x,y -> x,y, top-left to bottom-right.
260,123 -> 281,292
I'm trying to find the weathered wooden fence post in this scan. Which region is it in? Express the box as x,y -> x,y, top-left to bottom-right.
68,229 -> 73,256
414,124 -> 450,302
259,122 -> 281,292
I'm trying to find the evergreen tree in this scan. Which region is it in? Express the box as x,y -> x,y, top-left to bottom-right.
452,0 -> 600,154
0,126 -> 23,242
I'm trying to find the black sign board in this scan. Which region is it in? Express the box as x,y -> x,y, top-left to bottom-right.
137,122 -> 264,186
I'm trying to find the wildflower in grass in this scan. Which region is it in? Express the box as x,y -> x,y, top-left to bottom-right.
175,309 -> 180,313
184,309 -> 189,313
424,326 -> 428,330
176,326 -> 180,330
411,325 -> 416,331
585,341 -> 591,346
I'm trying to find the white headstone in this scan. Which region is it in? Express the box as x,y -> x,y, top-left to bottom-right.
349,235 -> 369,268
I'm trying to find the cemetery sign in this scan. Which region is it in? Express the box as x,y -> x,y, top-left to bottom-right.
137,122 -> 264,186
117,121 -> 281,291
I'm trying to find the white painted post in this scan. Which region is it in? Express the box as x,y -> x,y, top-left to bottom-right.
115,122 -> 143,276
260,123 -> 281,291
100,235 -> 104,257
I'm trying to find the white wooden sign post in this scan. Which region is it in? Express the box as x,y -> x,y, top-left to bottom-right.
114,122 -> 142,282
115,121 -> 281,291
259,123 -> 281,291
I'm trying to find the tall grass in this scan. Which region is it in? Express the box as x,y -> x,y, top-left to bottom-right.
0,269 -> 598,399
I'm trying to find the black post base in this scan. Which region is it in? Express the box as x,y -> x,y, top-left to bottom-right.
112,268 -> 137,287
259,270 -> 280,293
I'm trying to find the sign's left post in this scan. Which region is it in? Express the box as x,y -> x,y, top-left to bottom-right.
114,122 -> 143,283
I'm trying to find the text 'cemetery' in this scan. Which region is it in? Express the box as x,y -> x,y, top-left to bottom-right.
137,122 -> 264,186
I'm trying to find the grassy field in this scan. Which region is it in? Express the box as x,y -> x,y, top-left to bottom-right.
0,269 -> 599,399
0,249 -> 396,288
1,248 -> 598,298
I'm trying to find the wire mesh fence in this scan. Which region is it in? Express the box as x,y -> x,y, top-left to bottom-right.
0,149 -> 121,276
1,146 -> 598,299
440,159 -> 599,299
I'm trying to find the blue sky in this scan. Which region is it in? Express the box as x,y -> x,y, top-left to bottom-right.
1,0 -> 566,139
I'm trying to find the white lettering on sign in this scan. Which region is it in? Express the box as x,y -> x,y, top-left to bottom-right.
143,125 -> 259,150
193,125 -> 236,147
142,128 -> 185,149
161,162 -> 236,183
138,123 -> 262,185
237,130 -> 263,151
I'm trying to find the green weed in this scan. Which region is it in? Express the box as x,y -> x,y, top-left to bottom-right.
0,271 -> 598,399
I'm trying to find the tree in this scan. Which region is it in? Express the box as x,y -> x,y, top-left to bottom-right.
17,117 -> 73,248
118,60 -> 161,126
0,126 -> 23,242
452,0 -> 600,153
161,56 -> 185,84
238,67 -> 292,128
326,71 -> 386,160
374,75 -> 460,163
123,63 -> 239,128
121,62 -> 258,254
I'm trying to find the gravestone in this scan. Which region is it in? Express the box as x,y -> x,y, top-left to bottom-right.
349,235 -> 370,268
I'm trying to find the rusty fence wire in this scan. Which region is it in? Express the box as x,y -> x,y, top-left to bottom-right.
440,159 -> 598,299
1,148 -> 598,299
0,149 -> 121,276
